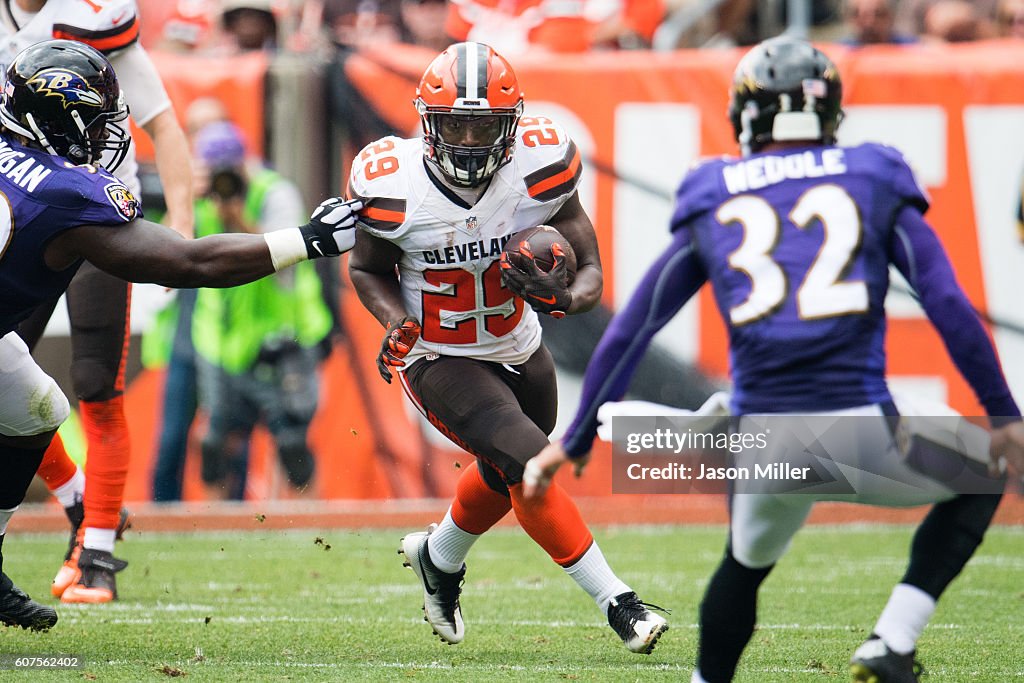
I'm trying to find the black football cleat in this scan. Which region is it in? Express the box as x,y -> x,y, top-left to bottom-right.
60,548 -> 128,604
0,572 -> 57,631
607,591 -> 670,654
850,635 -> 924,683
53,505 -> 131,598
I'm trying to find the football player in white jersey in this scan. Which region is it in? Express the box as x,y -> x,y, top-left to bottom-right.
0,0 -> 194,604
348,41 -> 669,654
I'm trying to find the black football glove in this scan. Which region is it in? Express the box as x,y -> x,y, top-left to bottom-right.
500,241 -> 573,318
377,316 -> 421,384
298,197 -> 363,258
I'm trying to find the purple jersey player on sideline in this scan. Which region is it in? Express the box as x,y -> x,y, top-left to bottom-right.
524,36 -> 1024,683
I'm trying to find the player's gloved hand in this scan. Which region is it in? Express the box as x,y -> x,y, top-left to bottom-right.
377,316 -> 421,384
500,241 -> 572,318
298,197 -> 363,258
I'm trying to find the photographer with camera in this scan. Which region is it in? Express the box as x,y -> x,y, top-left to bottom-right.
189,121 -> 333,499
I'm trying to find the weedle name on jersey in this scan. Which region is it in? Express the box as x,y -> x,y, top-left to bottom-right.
722,148 -> 847,195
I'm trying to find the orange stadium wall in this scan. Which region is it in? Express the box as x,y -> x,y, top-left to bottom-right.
53,43 -> 1024,503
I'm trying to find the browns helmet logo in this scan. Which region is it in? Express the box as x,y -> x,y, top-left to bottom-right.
104,182 -> 138,222
26,68 -> 104,109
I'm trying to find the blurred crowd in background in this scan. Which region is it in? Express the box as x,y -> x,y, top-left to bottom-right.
139,0 -> 1024,58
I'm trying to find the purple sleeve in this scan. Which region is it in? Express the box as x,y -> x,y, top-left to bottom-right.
561,229 -> 708,459
890,206 -> 1020,422
670,158 -> 724,232
881,144 -> 930,213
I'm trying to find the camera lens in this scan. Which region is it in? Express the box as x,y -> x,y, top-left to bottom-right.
209,167 -> 246,199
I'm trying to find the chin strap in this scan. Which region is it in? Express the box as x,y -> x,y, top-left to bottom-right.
24,112 -> 59,157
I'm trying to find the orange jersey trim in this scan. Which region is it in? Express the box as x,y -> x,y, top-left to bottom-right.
363,206 -> 406,223
54,16 -> 139,54
527,147 -> 582,199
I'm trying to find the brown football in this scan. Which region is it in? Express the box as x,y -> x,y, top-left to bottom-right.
503,225 -> 577,285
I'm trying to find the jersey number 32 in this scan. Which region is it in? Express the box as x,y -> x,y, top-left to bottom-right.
718,184 -> 869,326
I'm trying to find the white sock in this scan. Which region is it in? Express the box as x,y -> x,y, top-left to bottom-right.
83,527 -> 116,554
0,506 -> 18,536
427,509 -> 479,573
563,541 -> 630,615
691,670 -> 709,683
873,583 -> 936,654
52,469 -> 85,509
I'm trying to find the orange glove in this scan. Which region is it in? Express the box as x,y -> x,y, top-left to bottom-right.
377,316 -> 421,383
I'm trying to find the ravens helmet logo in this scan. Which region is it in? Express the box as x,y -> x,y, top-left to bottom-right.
26,68 -> 103,109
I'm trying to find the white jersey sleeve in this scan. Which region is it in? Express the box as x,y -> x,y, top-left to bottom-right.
348,136 -> 414,239
108,43 -> 171,127
0,0 -> 137,73
508,116 -> 583,218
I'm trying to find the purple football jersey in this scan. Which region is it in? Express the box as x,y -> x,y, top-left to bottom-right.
559,142 -> 1016,458
0,134 -> 142,336
670,142 -> 927,413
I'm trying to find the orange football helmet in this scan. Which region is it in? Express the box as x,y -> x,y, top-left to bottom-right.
415,42 -> 524,188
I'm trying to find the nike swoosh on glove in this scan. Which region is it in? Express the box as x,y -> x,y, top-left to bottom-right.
377,316 -> 421,384
500,241 -> 573,318
298,197 -> 363,258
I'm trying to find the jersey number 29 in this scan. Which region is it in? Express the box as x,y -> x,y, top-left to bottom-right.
421,262 -> 524,343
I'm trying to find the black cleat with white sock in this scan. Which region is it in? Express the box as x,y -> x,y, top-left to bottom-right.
607,591 -> 670,654
850,635 -> 924,683
61,501 -> 131,562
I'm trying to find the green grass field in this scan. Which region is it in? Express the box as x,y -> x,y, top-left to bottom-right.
1,525 -> 1022,681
